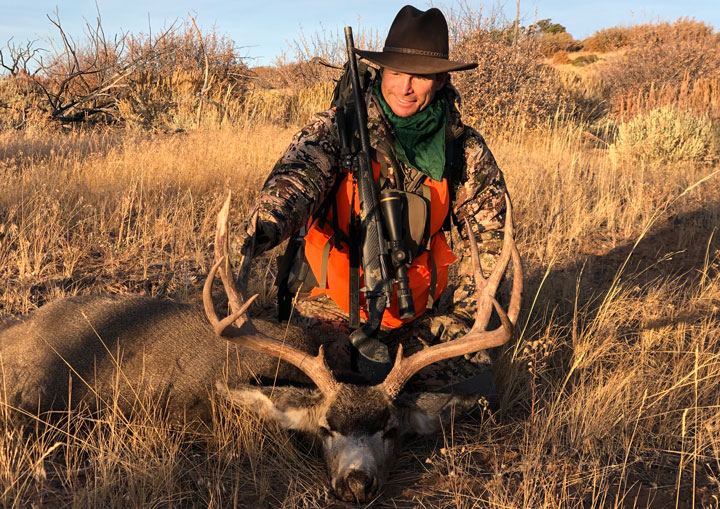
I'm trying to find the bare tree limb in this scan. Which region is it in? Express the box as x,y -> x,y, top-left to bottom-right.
0,38 -> 45,76
190,16 -> 210,125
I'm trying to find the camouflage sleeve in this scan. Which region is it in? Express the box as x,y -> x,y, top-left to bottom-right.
447,127 -> 507,327
245,110 -> 342,255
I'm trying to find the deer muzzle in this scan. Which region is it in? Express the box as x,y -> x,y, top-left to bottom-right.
334,469 -> 379,502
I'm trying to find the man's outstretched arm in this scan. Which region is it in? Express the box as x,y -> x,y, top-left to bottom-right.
243,111 -> 341,255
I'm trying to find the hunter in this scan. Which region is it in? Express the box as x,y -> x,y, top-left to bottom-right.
241,5 -> 508,397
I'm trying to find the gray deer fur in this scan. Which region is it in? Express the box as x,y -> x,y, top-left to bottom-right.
0,294 -> 313,419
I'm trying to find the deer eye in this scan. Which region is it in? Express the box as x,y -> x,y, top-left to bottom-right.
318,426 -> 333,438
382,427 -> 398,440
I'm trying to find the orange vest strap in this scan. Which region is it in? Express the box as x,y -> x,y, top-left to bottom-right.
319,238 -> 332,289
421,184 -> 433,250
427,249 -> 437,309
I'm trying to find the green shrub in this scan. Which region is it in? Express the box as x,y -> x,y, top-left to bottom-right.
609,106 -> 719,165
533,19 -> 567,35
571,54 -> 599,67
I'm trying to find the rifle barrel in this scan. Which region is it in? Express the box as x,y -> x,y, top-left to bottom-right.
343,26 -> 393,338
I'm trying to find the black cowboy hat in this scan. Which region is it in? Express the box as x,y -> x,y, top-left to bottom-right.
354,5 -> 477,74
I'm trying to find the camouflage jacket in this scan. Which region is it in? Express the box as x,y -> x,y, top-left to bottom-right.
246,80 -> 507,333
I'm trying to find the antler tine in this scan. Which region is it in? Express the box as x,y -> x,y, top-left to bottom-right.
204,192 -> 340,398
215,192 -> 249,320
472,197 -> 515,331
382,195 -> 523,399
203,258 -> 259,335
507,230 -> 523,325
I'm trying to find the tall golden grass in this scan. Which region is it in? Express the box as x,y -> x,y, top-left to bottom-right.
2,112 -> 718,505
614,77 -> 720,122
1,12 -> 720,507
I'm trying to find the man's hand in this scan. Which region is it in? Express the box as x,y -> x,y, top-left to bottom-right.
429,314 -> 470,342
429,314 -> 492,368
240,212 -> 281,257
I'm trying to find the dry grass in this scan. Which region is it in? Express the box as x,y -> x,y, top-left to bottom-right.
613,77 -> 720,123
593,20 -> 720,106
1,111 -> 719,505
0,390 -> 328,507
0,18 -> 250,131
0,125 -> 289,314
582,18 -> 719,53
239,81 -> 335,127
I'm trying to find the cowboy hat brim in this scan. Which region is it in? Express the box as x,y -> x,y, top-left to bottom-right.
354,48 -> 477,74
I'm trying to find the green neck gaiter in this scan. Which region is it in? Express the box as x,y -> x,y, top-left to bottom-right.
373,80 -> 447,181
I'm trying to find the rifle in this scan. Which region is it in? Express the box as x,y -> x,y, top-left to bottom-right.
342,27 -> 415,377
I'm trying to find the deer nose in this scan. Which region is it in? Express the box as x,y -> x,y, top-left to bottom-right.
336,469 -> 378,502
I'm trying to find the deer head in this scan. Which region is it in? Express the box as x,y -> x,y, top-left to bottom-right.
204,193 -> 523,503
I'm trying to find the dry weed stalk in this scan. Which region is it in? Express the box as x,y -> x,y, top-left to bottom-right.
0,14 -> 249,130
613,76 -> 720,123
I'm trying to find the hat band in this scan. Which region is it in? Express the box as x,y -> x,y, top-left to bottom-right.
382,46 -> 448,59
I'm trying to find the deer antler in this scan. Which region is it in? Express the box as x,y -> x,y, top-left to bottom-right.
382,195 -> 523,399
204,193 -> 340,398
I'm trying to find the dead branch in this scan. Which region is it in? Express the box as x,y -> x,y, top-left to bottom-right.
0,39 -> 45,76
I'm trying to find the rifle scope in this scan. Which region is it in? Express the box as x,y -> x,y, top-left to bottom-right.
379,190 -> 416,320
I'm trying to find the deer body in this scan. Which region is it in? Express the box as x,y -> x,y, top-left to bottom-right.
0,294 -> 312,419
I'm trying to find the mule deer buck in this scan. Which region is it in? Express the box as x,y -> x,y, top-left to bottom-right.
0,194 -> 522,503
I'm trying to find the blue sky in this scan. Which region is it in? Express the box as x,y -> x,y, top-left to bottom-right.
1,1 -> 718,66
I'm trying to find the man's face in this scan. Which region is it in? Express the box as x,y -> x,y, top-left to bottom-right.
380,69 -> 447,118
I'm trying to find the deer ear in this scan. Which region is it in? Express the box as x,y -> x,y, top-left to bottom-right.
396,392 -> 480,435
216,382 -> 324,432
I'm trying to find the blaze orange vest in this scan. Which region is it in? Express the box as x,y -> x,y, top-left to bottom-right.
303,160 -> 456,328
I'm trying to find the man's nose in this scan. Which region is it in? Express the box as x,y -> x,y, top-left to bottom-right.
400,76 -> 413,94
